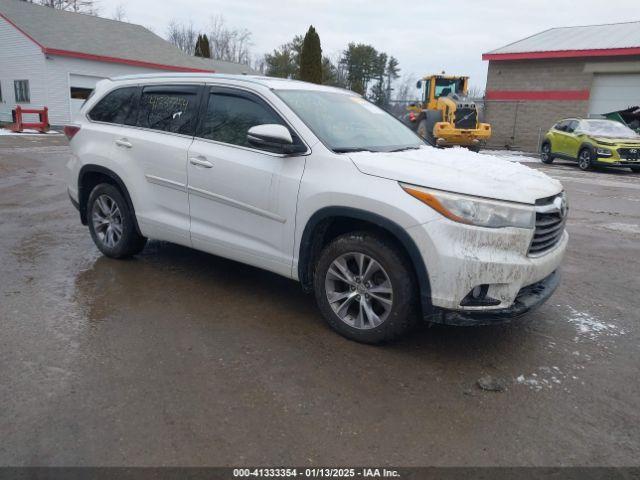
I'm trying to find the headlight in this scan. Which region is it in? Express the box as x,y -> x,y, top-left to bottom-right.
596,147 -> 612,156
401,183 -> 535,229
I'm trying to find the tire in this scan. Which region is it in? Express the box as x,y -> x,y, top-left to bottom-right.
630,166 -> 640,173
417,119 -> 436,146
313,231 -> 418,344
87,183 -> 147,258
578,148 -> 593,171
467,145 -> 481,153
540,142 -> 554,164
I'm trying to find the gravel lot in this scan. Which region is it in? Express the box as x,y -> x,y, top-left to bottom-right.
1,135 -> 639,466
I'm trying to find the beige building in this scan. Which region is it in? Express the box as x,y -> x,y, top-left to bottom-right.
483,21 -> 640,152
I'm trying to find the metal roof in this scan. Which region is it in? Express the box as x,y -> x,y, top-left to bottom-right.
0,0 -> 254,74
484,20 -> 640,60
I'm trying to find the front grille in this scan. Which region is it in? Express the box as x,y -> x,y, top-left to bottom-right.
618,148 -> 640,160
454,107 -> 477,129
528,194 -> 567,256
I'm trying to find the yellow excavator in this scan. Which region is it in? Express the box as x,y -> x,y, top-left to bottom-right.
405,74 -> 491,152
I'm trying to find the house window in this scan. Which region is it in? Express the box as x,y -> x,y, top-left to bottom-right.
70,87 -> 94,100
14,80 -> 30,103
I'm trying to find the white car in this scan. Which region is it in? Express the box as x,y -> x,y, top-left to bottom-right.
65,74 -> 568,343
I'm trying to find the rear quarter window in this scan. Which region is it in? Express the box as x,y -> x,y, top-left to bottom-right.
88,87 -> 138,124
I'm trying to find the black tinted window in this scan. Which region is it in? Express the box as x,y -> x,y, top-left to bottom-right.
136,85 -> 199,135
89,87 -> 137,124
199,91 -> 285,149
566,120 -> 579,133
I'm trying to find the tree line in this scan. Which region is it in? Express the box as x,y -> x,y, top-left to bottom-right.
169,21 -> 403,108
20,0 -> 410,107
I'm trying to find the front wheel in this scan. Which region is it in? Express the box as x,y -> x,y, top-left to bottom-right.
540,142 -> 554,164
417,119 -> 435,146
88,183 -> 147,258
313,232 -> 418,344
578,148 -> 593,171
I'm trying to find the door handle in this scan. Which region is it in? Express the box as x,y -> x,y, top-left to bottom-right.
115,138 -> 132,148
189,156 -> 213,168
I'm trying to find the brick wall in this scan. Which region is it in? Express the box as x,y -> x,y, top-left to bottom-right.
484,59 -> 592,152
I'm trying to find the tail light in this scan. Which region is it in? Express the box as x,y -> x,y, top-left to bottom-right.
64,125 -> 81,140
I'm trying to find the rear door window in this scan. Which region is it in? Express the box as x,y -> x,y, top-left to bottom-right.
89,87 -> 138,124
136,85 -> 200,135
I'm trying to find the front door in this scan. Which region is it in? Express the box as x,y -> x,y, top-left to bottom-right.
563,120 -> 581,158
187,86 -> 307,277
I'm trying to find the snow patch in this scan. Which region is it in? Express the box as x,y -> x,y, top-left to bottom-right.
565,306 -> 626,340
599,223 -> 640,236
0,128 -> 61,136
481,149 -> 541,163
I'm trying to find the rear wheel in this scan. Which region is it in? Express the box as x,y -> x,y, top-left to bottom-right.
87,183 -> 147,258
578,148 -> 593,171
313,232 -> 418,344
540,142 -> 554,164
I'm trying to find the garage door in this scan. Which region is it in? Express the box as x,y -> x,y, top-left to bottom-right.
69,74 -> 104,117
588,73 -> 640,116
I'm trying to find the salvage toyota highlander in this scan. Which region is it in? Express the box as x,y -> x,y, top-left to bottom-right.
66,74 -> 568,343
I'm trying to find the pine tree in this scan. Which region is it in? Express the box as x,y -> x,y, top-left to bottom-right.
201,35 -> 211,59
299,26 -> 322,84
194,34 -> 204,57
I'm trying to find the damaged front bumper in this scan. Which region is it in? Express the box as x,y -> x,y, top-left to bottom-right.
430,270 -> 561,326
408,216 -> 568,325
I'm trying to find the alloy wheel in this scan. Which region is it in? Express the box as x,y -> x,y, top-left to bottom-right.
92,194 -> 123,248
578,150 -> 591,170
541,144 -> 550,161
324,252 -> 393,329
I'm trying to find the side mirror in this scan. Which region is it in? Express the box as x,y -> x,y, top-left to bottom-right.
247,124 -> 305,154
416,80 -> 422,89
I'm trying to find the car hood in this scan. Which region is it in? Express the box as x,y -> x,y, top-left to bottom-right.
590,136 -> 640,145
349,146 -> 562,205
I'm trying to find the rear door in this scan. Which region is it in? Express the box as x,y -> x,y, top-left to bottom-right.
110,84 -> 201,245
186,86 -> 307,277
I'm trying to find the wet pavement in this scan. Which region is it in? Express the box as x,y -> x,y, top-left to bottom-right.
1,135 -> 639,466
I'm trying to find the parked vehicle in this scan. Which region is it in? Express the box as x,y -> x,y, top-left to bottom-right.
541,118 -> 640,172
66,74 -> 568,344
404,74 -> 491,151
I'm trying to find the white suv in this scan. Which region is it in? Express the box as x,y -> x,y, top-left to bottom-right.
66,74 -> 568,343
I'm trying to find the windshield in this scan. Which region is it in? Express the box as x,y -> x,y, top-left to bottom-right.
434,78 -> 462,98
580,120 -> 639,138
275,90 -> 423,153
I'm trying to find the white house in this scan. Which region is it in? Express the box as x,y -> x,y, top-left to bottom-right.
0,0 -> 253,125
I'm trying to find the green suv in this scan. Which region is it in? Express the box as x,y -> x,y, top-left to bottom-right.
540,118 -> 640,172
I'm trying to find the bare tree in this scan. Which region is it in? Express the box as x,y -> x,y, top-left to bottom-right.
467,85 -> 485,100
111,3 -> 126,22
24,0 -> 98,14
207,15 -> 252,65
166,20 -> 198,55
394,74 -> 418,102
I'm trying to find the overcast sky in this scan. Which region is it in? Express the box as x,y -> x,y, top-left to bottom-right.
112,0 -> 638,91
